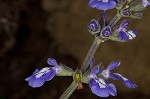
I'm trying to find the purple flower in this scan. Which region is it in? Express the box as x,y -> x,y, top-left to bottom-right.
117,20 -> 137,41
25,58 -> 62,88
88,66 -> 117,97
89,0 -> 117,10
142,0 -> 150,7
101,62 -> 137,88
88,19 -> 100,34
101,26 -> 112,38
88,13 -> 106,36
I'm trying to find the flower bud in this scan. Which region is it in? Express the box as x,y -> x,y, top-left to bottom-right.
88,19 -> 101,35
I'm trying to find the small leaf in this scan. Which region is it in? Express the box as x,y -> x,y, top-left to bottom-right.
130,11 -> 144,19
129,0 -> 145,11
115,0 -> 127,10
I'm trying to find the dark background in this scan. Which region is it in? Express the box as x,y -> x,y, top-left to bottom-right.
0,0 -> 150,99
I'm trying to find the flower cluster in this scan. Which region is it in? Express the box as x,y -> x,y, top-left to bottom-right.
25,0 -> 149,98
87,61 -> 136,97
26,58 -> 137,97
88,13 -> 137,42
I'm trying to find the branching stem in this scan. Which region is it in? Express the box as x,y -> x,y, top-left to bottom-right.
60,12 -> 123,99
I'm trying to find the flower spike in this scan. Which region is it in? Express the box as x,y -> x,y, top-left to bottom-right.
25,0 -> 147,98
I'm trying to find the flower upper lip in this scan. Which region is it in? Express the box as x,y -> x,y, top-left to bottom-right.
89,0 -> 117,10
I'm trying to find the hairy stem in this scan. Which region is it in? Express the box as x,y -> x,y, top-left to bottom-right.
81,37 -> 101,73
59,81 -> 78,99
108,13 -> 122,28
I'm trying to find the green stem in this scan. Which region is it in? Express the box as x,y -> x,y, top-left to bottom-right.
81,37 -> 101,73
59,81 -> 78,99
108,13 -> 122,28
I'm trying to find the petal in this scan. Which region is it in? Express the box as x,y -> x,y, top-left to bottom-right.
89,78 -> 110,97
89,78 -> 99,87
35,67 -> 51,78
25,69 -> 45,88
101,26 -> 112,38
96,0 -> 117,10
98,13 -> 106,28
27,77 -> 45,88
89,78 -> 117,97
123,80 -> 137,88
110,73 -> 123,80
127,30 -> 137,40
110,73 -> 137,88
47,58 -> 58,66
91,86 -> 110,97
106,62 -> 121,70
25,69 -> 39,81
89,0 -> 98,8
119,20 -> 129,28
142,0 -> 150,7
107,83 -> 117,96
119,31 -> 129,40
88,19 -> 100,34
108,83 -> 117,96
25,67 -> 56,88
100,12 -> 106,20
42,67 -> 56,81
90,57 -> 95,67
91,66 -> 100,74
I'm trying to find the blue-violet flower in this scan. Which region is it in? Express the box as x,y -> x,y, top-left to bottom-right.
25,58 -> 62,88
117,20 -> 137,41
89,0 -> 117,10
101,26 -> 112,38
88,19 -> 101,35
87,61 -> 137,97
88,66 -> 117,97
142,0 -> 150,7
101,62 -> 137,88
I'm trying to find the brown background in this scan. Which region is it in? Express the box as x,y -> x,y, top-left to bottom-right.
0,0 -> 150,99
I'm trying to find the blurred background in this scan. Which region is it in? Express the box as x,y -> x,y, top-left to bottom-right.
0,0 -> 150,99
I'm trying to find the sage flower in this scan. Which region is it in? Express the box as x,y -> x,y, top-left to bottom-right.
86,61 -> 137,97
117,20 -> 137,41
88,66 -> 117,97
89,0 -> 117,10
25,58 -> 62,88
142,0 -> 150,7
101,62 -> 137,88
